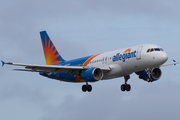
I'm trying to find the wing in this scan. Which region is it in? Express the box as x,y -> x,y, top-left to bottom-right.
1,61 -> 110,75
160,60 -> 179,67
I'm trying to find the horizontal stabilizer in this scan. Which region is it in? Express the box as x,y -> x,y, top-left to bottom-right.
1,60 -> 5,67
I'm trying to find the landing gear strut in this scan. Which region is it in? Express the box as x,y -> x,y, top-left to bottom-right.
121,75 -> 131,92
82,82 -> 92,92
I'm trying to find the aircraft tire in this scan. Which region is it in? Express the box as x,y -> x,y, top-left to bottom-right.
82,85 -> 87,92
121,84 -> 126,91
87,85 -> 92,92
126,84 -> 131,91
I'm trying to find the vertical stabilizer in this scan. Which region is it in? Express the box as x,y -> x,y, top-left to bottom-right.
40,31 -> 65,65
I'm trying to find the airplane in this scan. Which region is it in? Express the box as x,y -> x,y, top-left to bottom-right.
1,31 -> 179,92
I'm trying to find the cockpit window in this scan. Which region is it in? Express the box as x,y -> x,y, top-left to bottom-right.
154,48 -> 160,51
147,49 -> 150,52
147,48 -> 164,53
150,48 -> 154,52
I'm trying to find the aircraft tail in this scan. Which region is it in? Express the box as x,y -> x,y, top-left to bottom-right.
40,31 -> 65,65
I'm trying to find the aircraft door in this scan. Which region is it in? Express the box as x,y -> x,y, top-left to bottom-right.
102,57 -> 107,64
136,46 -> 143,60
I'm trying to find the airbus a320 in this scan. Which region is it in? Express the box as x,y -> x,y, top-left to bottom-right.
2,31 -> 178,92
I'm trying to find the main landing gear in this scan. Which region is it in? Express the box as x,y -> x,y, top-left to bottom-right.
82,82 -> 92,92
121,75 -> 131,92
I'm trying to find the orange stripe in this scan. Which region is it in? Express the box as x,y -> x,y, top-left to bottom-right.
82,53 -> 101,66
76,76 -> 85,82
76,76 -> 81,82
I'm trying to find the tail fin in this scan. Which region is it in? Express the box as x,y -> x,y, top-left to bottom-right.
40,31 -> 65,65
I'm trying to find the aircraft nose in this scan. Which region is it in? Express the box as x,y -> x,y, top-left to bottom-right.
160,52 -> 168,64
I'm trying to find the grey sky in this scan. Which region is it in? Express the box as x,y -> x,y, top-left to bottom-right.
0,0 -> 180,120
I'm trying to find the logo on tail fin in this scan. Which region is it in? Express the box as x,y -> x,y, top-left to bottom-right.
40,31 -> 65,65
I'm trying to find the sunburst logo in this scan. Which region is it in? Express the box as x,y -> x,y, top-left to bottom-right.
42,37 -> 62,65
124,48 -> 131,53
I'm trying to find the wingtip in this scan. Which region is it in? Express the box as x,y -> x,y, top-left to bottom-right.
173,59 -> 179,66
1,60 -> 5,67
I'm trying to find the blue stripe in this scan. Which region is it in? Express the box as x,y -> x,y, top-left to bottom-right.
59,55 -> 92,66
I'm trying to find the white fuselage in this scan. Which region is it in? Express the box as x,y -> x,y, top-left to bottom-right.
3,31 -> 175,92
85,44 -> 168,80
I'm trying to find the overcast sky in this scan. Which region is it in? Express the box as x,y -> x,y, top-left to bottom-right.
0,0 -> 180,120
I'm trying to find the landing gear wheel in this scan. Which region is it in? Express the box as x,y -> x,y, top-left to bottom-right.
87,85 -> 92,92
121,84 -> 126,92
121,84 -> 131,91
120,75 -> 131,92
82,83 -> 92,92
126,84 -> 131,91
82,85 -> 87,92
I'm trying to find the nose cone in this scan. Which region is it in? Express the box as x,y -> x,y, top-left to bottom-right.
160,52 -> 168,64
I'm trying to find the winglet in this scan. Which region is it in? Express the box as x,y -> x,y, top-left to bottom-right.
173,60 -> 178,66
1,60 -> 5,67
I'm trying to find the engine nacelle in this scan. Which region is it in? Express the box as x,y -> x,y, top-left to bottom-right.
139,68 -> 162,82
82,67 -> 103,82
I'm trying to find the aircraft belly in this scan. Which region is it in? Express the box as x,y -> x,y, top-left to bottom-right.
40,72 -> 86,83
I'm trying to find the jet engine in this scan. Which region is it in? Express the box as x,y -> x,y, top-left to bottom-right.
82,67 -> 103,82
138,68 -> 162,82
